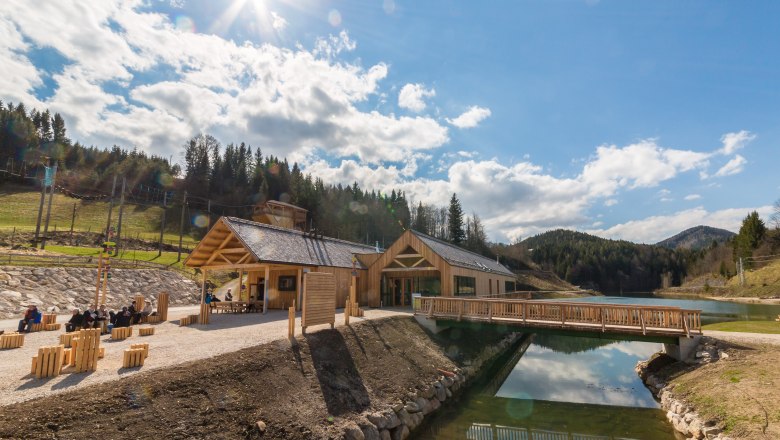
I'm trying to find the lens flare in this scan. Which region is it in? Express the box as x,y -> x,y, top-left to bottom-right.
504,394 -> 534,420
328,9 -> 342,27
193,214 -> 209,228
175,15 -> 196,33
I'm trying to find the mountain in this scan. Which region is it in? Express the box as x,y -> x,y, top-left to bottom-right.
519,229 -> 689,293
656,225 -> 735,250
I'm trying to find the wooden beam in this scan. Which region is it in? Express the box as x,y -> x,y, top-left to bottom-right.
219,247 -> 248,253
236,252 -> 252,265
263,265 -> 270,314
396,253 -> 422,258
202,263 -> 267,271
392,258 -> 409,268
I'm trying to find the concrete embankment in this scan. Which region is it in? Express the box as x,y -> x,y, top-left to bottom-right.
0,266 -> 200,318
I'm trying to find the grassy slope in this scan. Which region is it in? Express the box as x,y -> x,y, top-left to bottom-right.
46,245 -> 187,269
724,259 -> 780,297
0,186 -> 198,245
703,321 -> 780,334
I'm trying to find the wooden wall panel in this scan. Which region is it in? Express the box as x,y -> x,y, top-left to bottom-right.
302,272 -> 336,330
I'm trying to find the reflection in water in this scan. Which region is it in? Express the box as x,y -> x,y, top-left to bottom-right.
413,335 -> 680,440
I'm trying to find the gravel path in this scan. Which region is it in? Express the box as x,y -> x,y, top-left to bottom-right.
703,330 -> 780,346
0,306 -> 411,407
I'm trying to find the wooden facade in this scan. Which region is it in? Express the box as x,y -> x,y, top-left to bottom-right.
185,217 -> 517,311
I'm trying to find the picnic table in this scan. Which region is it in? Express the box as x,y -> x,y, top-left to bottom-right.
210,301 -> 264,314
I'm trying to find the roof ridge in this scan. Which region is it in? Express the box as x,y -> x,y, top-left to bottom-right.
410,229 -> 504,265
223,216 -> 378,250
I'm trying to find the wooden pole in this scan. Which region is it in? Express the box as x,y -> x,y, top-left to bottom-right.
297,268 -> 303,311
349,275 -> 357,316
41,163 -> 57,249
115,177 -> 126,254
263,265 -> 269,314
158,191 -> 167,257
69,202 -> 76,244
238,270 -> 244,301
33,158 -> 48,247
344,299 -> 350,325
200,269 -> 208,304
105,175 -> 118,241
288,301 -> 295,339
94,253 -> 103,309
177,190 -> 187,262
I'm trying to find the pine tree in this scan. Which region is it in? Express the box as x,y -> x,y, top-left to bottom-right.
448,193 -> 465,245
734,211 -> 767,264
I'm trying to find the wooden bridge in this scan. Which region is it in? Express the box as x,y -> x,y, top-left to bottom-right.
414,297 -> 702,338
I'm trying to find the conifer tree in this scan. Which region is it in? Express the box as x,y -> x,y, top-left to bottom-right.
448,193 -> 465,245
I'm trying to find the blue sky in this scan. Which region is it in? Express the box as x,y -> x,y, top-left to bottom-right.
1,0 -> 777,243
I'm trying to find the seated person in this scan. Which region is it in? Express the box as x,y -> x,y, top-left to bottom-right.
82,308 -> 97,328
115,306 -> 132,328
109,310 -> 117,325
205,292 -> 213,304
96,305 -> 109,322
225,289 -> 233,301
17,305 -> 38,333
65,309 -> 84,332
140,301 -> 153,318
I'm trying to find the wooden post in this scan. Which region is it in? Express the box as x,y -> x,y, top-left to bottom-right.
134,295 -> 144,313
263,265 -> 270,314
200,269 -> 208,304
94,253 -> 103,309
345,300 -> 350,326
349,275 -> 357,316
199,302 -> 210,325
237,270 -> 244,301
297,268 -> 303,311
157,292 -> 169,321
288,301 -> 296,339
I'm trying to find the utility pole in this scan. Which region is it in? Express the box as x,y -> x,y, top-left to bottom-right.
115,177 -> 127,255
40,162 -> 57,250
158,191 -> 167,257
69,202 -> 77,244
33,157 -> 50,247
104,175 -> 118,240
177,190 -> 187,262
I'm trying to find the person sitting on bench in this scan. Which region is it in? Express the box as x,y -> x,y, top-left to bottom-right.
17,305 -> 39,333
65,309 -> 84,332
115,306 -> 132,328
225,289 -> 233,301
139,301 -> 153,321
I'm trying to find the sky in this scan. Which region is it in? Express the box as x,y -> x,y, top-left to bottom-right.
1,0 -> 778,244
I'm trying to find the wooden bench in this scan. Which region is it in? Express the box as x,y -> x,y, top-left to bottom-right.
145,315 -> 163,324
139,327 -> 155,336
0,332 -> 24,349
179,315 -> 198,326
62,346 -> 102,364
71,329 -> 101,373
122,348 -> 146,368
42,313 -> 57,325
31,345 -> 65,378
111,326 -> 133,340
59,332 -> 79,348
29,323 -> 45,332
130,343 -> 149,359
44,323 -> 61,331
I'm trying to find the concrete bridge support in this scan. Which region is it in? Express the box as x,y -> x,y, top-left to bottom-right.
664,335 -> 701,361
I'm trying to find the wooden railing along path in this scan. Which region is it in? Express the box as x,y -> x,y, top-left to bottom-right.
414,297 -> 702,338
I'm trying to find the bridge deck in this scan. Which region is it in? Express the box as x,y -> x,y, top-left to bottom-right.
414,297 -> 702,338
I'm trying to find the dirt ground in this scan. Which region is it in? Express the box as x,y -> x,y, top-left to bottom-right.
0,316 -> 494,440
652,337 -> 780,439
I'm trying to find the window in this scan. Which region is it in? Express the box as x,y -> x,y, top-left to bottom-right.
278,275 -> 297,291
454,276 -> 476,296
505,281 -> 515,293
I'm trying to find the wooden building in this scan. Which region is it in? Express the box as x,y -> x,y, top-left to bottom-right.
185,217 -> 517,310
252,200 -> 308,231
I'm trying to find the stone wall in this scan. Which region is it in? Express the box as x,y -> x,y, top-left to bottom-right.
343,332 -> 523,440
0,266 -> 200,318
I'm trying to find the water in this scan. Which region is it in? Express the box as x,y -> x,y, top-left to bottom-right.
413,296 -> 780,439
414,334 -> 682,439
549,293 -> 780,324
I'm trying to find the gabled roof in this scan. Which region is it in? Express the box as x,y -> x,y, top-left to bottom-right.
410,230 -> 515,276
222,217 -> 378,269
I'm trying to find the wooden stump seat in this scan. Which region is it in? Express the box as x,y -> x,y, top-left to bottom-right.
145,315 -> 162,324
157,292 -> 169,321
42,314 -> 57,325
179,315 -> 198,326
29,323 -> 45,332
31,345 -> 65,378
44,323 -> 61,331
0,332 -> 24,349
111,326 -> 133,340
139,327 -> 155,336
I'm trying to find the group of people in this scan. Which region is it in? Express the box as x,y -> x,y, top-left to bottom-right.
16,298 -> 157,334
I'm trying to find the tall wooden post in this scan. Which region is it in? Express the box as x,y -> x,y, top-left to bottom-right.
200,269 -> 208,304
157,191 -> 167,257
263,265 -> 270,314
237,270 -> 244,301
177,190 -> 187,262
297,268 -> 303,311
115,177 -> 126,255
41,163 -> 57,249
94,253 -> 103,309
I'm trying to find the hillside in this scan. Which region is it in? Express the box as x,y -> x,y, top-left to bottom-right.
519,229 -> 689,293
656,225 -> 735,250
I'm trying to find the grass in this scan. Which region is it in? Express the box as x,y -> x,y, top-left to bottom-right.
703,320 -> 780,334
725,258 -> 780,297
0,185 -> 199,246
46,245 -> 188,269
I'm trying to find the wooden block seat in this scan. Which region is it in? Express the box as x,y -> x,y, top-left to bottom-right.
1,332 -> 25,349
130,343 -> 149,359
179,315 -> 198,326
139,327 -> 155,336
42,313 -> 57,325
59,332 -> 79,348
31,345 -> 65,378
44,323 -> 61,331
28,323 -> 45,332
145,315 -> 162,324
122,348 -> 146,368
70,329 -> 101,373
111,326 -> 133,340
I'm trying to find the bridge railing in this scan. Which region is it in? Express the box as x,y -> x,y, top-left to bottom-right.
414,296 -> 702,336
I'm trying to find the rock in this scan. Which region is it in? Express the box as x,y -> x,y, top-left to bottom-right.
344,423 -> 365,440
434,382 -> 446,402
404,401 -> 420,413
384,410 -> 401,429
702,425 -> 721,438
445,388 -> 452,399
441,376 -> 454,387
396,409 -> 412,427
718,351 -> 729,359
428,398 -> 440,413
256,420 -> 266,433
391,402 -> 404,413
379,429 -> 391,440
390,425 -> 409,440
420,386 -> 435,399
360,423 -> 380,440
0,290 -> 22,299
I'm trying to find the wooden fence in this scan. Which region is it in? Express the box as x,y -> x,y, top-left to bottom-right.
414,297 -> 702,337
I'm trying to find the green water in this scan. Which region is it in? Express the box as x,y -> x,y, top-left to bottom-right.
413,334 -> 682,439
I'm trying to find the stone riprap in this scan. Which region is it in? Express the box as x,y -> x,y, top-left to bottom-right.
0,266 -> 199,318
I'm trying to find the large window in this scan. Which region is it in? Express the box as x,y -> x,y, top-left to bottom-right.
416,277 -> 440,296
278,275 -> 297,291
505,281 -> 516,292
454,276 -> 476,296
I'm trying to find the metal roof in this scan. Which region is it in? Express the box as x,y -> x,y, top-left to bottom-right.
410,230 -> 515,276
223,217 -> 378,269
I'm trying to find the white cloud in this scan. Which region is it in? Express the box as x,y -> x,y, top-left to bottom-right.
714,154 -> 747,177
585,205 -> 773,243
684,194 -> 701,201
604,199 -> 617,207
446,105 -> 491,128
270,12 -> 288,31
719,130 -> 756,155
398,83 -> 435,112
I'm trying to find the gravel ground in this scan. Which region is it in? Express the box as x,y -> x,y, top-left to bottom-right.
703,329 -> 780,346
0,305 -> 411,407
